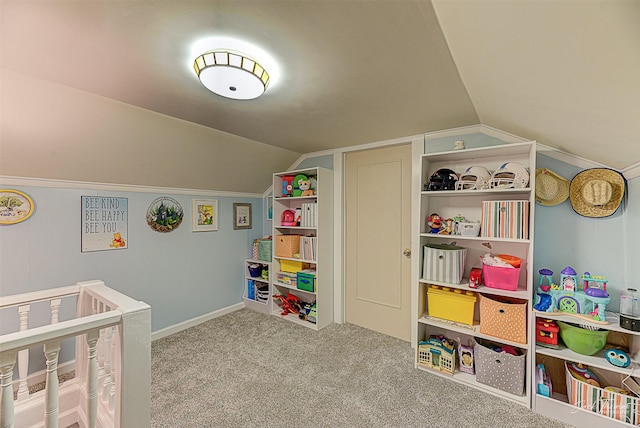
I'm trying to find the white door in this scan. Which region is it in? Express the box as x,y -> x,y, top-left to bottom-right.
345,144 -> 412,341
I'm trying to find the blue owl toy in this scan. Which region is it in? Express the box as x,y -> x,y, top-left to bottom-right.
605,348 -> 631,368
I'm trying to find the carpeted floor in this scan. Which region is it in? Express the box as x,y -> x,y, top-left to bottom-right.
151,309 -> 575,428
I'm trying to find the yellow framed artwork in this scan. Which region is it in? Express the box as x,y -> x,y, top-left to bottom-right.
0,189 -> 35,225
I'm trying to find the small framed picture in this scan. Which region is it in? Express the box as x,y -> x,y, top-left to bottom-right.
266,196 -> 273,220
192,199 -> 218,232
233,203 -> 252,230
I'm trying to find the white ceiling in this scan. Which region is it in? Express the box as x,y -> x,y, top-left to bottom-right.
2,0 -> 639,172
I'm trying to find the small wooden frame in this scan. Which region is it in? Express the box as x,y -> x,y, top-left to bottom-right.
233,203 -> 252,230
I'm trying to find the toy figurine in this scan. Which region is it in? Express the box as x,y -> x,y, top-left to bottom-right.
427,213 -> 442,233
439,218 -> 455,235
292,174 -> 308,197
281,175 -> 295,197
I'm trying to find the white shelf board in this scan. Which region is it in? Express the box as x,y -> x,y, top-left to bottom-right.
420,233 -> 530,244
275,256 -> 317,264
419,313 -> 528,349
422,141 -> 534,162
536,344 -> 640,376
246,276 -> 269,283
271,310 -> 318,330
534,311 -> 640,336
419,278 -> 530,300
416,364 -> 529,406
274,225 -> 318,230
243,297 -> 270,314
272,281 -> 316,295
535,393 -> 635,427
274,195 -> 317,201
420,188 -> 531,198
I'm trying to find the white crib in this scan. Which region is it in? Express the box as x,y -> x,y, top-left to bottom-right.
0,280 -> 151,428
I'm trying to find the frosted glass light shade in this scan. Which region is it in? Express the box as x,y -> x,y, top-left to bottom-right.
194,50 -> 269,100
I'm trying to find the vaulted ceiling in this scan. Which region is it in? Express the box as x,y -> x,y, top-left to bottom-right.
1,1 -> 639,191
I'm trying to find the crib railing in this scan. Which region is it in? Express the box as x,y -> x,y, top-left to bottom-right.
0,280 -> 151,428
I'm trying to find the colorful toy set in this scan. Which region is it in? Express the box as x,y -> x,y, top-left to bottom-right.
426,212 -> 480,237
535,319 -> 560,349
280,174 -> 316,197
417,335 -> 456,375
534,267 -> 611,324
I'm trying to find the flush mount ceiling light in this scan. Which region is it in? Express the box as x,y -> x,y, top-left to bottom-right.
193,49 -> 270,100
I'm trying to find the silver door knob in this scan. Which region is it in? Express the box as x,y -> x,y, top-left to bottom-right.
403,248 -> 411,257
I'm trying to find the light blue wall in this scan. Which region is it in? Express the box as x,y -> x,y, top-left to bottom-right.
296,155 -> 334,170
534,154 -> 631,312
0,184 -> 264,333
624,176 -> 640,293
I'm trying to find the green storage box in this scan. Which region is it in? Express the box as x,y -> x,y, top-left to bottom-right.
258,239 -> 272,262
297,270 -> 316,292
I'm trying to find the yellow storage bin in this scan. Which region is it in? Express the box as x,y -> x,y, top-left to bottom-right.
280,259 -> 310,273
427,286 -> 477,325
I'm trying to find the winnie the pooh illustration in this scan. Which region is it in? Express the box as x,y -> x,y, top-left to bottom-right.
110,232 -> 126,248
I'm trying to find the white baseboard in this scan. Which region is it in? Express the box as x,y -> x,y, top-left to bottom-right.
151,302 -> 245,341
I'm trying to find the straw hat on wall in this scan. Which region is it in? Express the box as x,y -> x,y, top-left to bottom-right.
569,168 -> 626,218
535,168 -> 570,206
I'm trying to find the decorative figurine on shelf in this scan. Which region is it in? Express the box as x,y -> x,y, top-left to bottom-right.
299,177 -> 314,196
439,218 -> 455,235
534,266 -> 610,324
427,213 -> 443,233
281,175 -> 295,197
452,214 -> 465,235
292,174 -> 308,197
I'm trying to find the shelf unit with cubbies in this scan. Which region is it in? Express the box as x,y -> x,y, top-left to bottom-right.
415,140 -> 536,406
271,167 -> 333,330
243,259 -> 271,314
534,310 -> 640,427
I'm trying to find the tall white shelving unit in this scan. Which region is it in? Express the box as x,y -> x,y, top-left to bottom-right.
415,139 -> 536,406
271,167 -> 333,330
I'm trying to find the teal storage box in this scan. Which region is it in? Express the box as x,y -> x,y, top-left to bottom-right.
297,270 -> 316,292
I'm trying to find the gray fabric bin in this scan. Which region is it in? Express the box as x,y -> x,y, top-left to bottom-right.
474,341 -> 526,396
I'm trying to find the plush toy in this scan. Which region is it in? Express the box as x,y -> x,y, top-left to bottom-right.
299,178 -> 314,196
292,174 -> 308,197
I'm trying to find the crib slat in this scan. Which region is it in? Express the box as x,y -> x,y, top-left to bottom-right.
86,331 -> 99,428
44,341 -> 61,428
0,351 -> 17,428
16,305 -> 30,400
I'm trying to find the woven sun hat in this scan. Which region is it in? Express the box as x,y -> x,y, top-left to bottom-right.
535,168 -> 570,206
569,168 -> 626,218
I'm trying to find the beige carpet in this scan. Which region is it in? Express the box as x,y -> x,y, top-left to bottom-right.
150,309 -> 574,428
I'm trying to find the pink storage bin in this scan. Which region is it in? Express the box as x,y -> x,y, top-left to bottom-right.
482,263 -> 522,291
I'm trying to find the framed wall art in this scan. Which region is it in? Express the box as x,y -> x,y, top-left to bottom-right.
0,189 -> 35,225
233,203 -> 252,230
192,198 -> 218,232
266,196 -> 273,220
81,196 -> 128,252
146,197 -> 183,233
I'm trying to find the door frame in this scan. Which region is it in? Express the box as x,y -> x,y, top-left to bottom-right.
332,134 -> 424,346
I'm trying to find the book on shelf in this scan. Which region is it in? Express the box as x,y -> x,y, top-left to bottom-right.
300,202 -> 317,227
299,236 -> 317,261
